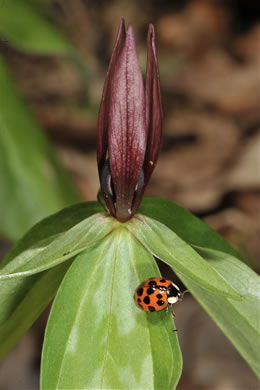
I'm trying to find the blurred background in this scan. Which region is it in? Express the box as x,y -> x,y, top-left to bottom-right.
0,0 -> 259,389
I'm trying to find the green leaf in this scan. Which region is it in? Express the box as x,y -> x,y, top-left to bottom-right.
182,246 -> 260,377
2,201 -> 103,266
0,213 -> 118,279
138,197 -> 241,258
0,261 -> 72,360
0,202 -> 103,359
2,201 -> 102,265
0,58 -> 81,240
41,228 -> 182,390
0,0 -> 72,54
129,215 -> 241,299
138,198 -> 259,376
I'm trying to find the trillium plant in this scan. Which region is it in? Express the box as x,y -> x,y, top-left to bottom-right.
0,19 -> 259,390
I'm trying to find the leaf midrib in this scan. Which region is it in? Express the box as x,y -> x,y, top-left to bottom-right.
127,233 -> 156,390
0,214 -> 111,278
131,216 -> 240,299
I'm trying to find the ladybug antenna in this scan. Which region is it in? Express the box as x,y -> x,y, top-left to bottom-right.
180,289 -> 189,301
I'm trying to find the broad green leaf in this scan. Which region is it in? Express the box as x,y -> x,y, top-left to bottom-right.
0,261 -> 72,360
0,58 -> 81,240
181,246 -> 260,377
0,213 -> 118,279
0,0 -> 72,54
138,197 -> 241,258
41,228 -> 182,390
129,215 -> 241,299
138,198 -> 259,375
2,201 -> 103,266
0,202 -> 103,359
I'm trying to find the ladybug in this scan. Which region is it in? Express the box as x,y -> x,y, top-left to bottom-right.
134,277 -> 183,312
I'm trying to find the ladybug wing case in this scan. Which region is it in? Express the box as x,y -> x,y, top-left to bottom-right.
134,284 -> 168,312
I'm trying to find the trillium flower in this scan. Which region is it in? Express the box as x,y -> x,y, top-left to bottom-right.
97,19 -> 163,222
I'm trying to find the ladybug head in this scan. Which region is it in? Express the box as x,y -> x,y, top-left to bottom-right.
167,283 -> 183,305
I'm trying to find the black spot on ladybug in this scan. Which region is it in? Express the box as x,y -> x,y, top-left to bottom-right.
147,287 -> 155,295
156,293 -> 163,299
160,279 -> 166,283
138,304 -> 143,310
157,300 -> 165,306
137,288 -> 143,296
137,298 -> 141,303
148,306 -> 155,312
148,280 -> 157,286
143,296 -> 150,304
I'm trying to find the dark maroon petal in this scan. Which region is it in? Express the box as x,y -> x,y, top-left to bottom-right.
144,25 -> 163,180
131,24 -> 163,215
97,19 -> 126,172
97,20 -> 126,216
108,24 -> 146,221
144,24 -> 163,182
97,22 -> 162,221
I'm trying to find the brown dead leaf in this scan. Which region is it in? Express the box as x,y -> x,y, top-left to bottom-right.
146,110 -> 240,210
164,49 -> 259,120
226,132 -> 260,190
157,0 -> 229,53
6,54 -> 83,101
233,24 -> 260,62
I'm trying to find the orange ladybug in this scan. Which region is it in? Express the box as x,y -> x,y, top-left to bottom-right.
134,277 -> 183,312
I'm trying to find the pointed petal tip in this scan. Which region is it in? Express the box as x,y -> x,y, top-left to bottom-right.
147,24 -> 156,54
126,24 -> 135,42
148,24 -> 155,36
117,18 -> 126,40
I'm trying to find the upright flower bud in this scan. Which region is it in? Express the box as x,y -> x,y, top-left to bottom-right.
97,19 -> 162,222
